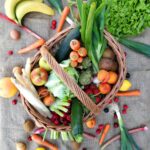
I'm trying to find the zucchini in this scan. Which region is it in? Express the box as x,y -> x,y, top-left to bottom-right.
71,97 -> 83,143
55,27 -> 81,63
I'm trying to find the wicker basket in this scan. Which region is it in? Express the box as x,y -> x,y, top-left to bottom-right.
21,26 -> 126,131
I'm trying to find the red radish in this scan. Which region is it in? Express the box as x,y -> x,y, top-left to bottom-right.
54,120 -> 60,125
109,100 -> 113,104
90,84 -> 97,89
78,47 -> 87,57
70,39 -> 81,51
63,120 -> 68,125
70,51 -> 79,61
7,50 -> 13,55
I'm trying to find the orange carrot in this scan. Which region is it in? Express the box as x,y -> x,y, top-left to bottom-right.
99,124 -> 111,145
31,134 -> 58,150
18,38 -> 45,54
70,39 -> 81,51
78,47 -> 87,57
57,6 -> 70,32
77,57 -> 83,63
70,60 -> 78,67
116,90 -> 141,97
70,51 -> 79,61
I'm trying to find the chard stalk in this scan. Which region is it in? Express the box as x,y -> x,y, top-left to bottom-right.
110,103 -> 141,150
61,131 -> 68,141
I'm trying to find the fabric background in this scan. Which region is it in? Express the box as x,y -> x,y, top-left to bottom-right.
0,1 -> 150,149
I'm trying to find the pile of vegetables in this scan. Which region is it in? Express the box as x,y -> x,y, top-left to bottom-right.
1,0 -> 149,149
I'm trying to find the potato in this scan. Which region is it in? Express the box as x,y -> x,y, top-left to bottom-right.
102,48 -> 115,59
99,58 -> 118,71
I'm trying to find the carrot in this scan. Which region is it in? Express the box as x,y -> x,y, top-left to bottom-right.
99,124 -> 111,145
78,47 -> 87,57
70,39 -> 81,51
57,6 -> 70,32
116,90 -> 141,97
70,60 -> 78,67
70,51 -> 79,61
31,134 -> 58,150
77,57 -> 83,63
18,39 -> 45,54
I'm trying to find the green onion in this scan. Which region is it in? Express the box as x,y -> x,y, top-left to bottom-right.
118,38 -> 150,57
110,103 -> 141,150
76,0 -> 83,19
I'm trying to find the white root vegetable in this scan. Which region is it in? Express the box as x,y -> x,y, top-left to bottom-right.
25,58 -> 31,78
22,68 -> 39,98
11,78 -> 51,118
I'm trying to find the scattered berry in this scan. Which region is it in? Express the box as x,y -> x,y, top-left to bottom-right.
12,99 -> 17,105
114,97 -> 119,103
124,52 -> 127,57
52,20 -> 57,26
96,128 -> 101,135
98,124 -> 104,130
123,104 -> 129,110
103,107 -> 109,113
126,72 -> 130,79
114,113 -> 117,119
93,88 -> 100,95
114,122 -> 119,128
90,84 -> 97,89
7,50 -> 13,55
66,115 -> 71,122
85,89 -> 93,95
109,100 -> 113,104
96,97 -> 101,104
122,109 -> 127,114
54,120 -> 59,125
51,25 -> 56,30
27,136 -> 32,142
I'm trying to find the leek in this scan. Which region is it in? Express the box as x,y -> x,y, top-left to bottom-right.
118,38 -> 150,57
110,103 -> 141,150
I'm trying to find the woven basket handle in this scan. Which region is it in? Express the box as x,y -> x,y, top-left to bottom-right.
40,45 -> 100,115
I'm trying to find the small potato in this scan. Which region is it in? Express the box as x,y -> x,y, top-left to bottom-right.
99,58 -> 118,71
10,29 -> 20,40
102,48 -> 115,59
99,58 -> 114,71
16,142 -> 26,150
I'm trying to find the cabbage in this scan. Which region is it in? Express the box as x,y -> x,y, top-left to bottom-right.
45,60 -> 79,100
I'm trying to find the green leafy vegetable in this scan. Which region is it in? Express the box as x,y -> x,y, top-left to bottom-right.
106,0 -> 150,37
118,38 -> 150,57
45,60 -> 79,100
110,103 -> 141,150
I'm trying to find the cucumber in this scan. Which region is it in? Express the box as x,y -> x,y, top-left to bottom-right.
55,27 -> 81,63
71,97 -> 83,143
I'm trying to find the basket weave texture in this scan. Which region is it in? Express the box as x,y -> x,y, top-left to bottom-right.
21,26 -> 126,131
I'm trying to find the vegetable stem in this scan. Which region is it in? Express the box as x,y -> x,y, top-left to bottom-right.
101,125 -> 148,150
